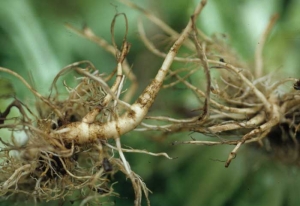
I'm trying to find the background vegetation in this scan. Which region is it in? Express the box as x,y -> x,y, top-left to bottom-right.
0,0 -> 300,205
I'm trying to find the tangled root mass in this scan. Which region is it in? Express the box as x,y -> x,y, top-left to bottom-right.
0,0 -> 300,205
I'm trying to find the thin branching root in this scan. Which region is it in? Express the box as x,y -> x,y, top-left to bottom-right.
0,0 -> 299,205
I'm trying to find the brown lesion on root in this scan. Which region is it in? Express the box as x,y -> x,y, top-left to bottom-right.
115,123 -> 122,137
170,44 -> 179,53
126,109 -> 136,119
136,79 -> 162,108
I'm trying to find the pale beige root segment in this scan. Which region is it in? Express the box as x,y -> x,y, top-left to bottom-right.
54,0 -> 207,143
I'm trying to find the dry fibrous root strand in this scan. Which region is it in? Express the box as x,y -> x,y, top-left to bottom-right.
0,0 -> 300,205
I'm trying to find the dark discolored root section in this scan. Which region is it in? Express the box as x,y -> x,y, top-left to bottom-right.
266,109 -> 300,165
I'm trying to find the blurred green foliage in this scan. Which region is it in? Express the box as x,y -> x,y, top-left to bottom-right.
1,0 -> 300,205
